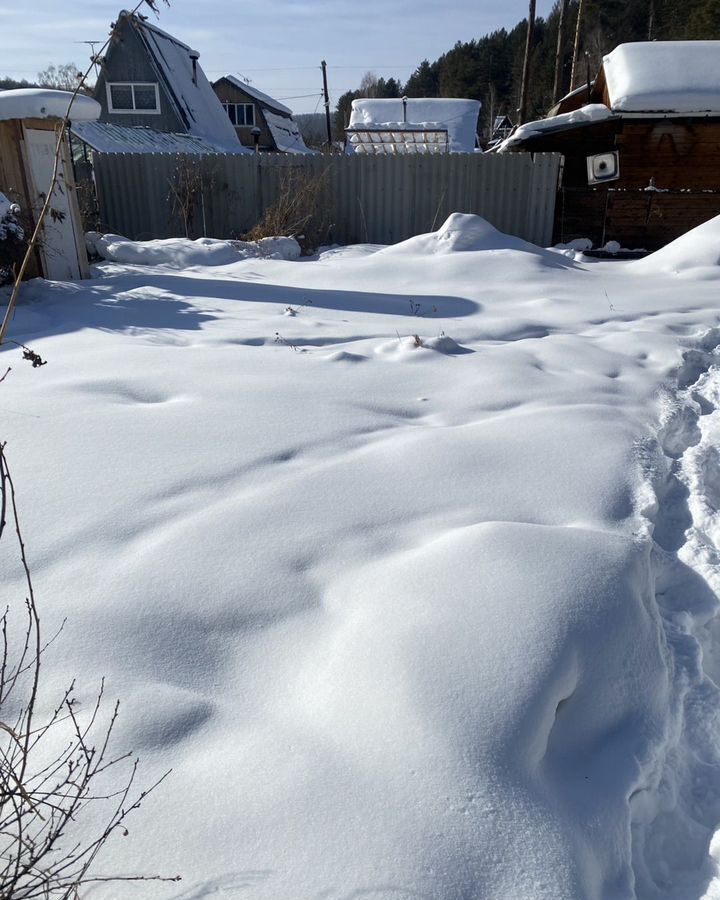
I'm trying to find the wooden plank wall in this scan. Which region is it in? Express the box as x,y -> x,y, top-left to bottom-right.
555,119 -> 720,249
0,120 -> 41,278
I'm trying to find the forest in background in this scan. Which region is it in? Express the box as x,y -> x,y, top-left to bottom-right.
3,2 -> 719,145
333,0 -> 720,139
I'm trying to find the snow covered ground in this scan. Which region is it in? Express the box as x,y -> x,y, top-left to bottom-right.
3,213 -> 720,899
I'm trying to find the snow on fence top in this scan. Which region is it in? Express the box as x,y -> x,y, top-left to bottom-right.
0,88 -> 100,123
603,41 -> 720,114
348,98 -> 481,153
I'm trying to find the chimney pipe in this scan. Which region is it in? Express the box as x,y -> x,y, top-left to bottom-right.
189,49 -> 200,85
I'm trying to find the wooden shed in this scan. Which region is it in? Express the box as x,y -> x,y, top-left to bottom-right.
500,41 -> 720,250
212,76 -> 312,154
0,89 -> 100,280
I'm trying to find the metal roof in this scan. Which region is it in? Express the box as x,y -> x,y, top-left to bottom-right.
70,120 -> 225,154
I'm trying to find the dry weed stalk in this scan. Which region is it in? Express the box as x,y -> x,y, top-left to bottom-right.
0,5 -> 181,895
0,0 -> 170,348
245,168 -> 331,253
0,444 -> 179,897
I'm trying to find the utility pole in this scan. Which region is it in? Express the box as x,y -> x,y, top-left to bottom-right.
570,0 -> 585,91
552,0 -> 569,106
518,0 -> 536,126
321,60 -> 333,149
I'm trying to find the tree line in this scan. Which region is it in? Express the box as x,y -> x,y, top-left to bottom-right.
1,63 -> 88,93
334,0 -> 720,139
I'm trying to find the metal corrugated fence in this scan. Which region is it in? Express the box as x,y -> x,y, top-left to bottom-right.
91,151 -> 561,247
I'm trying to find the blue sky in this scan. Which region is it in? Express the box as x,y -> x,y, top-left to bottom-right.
1,0 -> 557,114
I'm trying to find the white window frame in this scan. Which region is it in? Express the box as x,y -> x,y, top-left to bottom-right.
106,82 -> 160,114
222,102 -> 255,127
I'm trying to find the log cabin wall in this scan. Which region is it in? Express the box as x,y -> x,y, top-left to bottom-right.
554,117 -> 720,249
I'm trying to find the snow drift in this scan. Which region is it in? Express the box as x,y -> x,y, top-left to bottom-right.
86,232 -> 302,266
2,214 -> 720,899
630,214 -> 720,278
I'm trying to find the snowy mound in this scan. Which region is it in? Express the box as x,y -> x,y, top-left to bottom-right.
630,215 -> 720,278
378,213 -> 546,257
86,233 -> 301,267
0,88 -> 100,122
5,217 -> 720,899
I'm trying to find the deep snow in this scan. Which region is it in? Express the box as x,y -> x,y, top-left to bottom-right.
2,214 -> 720,899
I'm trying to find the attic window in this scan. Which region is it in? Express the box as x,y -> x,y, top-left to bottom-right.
222,102 -> 255,127
107,83 -> 160,114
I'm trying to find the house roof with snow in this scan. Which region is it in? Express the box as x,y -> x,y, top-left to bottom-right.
497,103 -> 618,151
0,88 -> 100,123
222,76 -> 292,117
70,120 -> 224,154
212,75 -> 313,154
347,98 -> 480,154
600,41 -> 720,114
498,41 -> 720,153
95,11 -> 245,152
262,110 -> 313,155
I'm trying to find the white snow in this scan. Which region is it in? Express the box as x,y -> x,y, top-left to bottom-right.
0,88 -> 100,122
0,191 -> 23,242
603,41 -> 720,114
3,213 -> 720,899
631,214 -> 720,278
349,97 -> 480,152
262,109 -> 313,154
498,103 -> 614,150
85,232 -> 302,265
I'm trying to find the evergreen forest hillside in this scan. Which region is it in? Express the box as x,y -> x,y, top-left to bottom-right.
334,0 -> 720,138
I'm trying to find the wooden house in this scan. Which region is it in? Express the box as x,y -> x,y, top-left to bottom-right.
94,10 -> 243,152
212,76 -> 312,154
0,89 -> 99,280
499,41 -> 720,250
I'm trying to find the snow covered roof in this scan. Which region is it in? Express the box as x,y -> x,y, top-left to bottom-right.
263,109 -> 313,155
348,98 -> 480,153
70,120 -> 231,154
603,41 -> 720,114
497,103 -> 616,151
222,76 -> 292,116
0,88 -> 100,123
121,12 -> 244,152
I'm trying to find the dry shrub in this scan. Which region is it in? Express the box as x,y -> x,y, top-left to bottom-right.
244,168 -> 331,254
0,443 -> 179,897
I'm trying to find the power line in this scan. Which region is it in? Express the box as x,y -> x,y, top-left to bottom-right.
203,64 -> 419,74
277,92 -> 324,101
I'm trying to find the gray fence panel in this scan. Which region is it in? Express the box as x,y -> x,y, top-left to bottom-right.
91,151 -> 561,248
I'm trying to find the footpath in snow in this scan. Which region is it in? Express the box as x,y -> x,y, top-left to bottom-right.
2,214 -> 720,899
